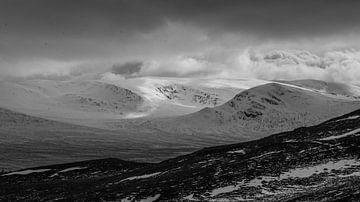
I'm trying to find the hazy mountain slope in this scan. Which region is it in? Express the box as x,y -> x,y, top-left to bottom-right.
143,82 -> 360,139
0,80 -> 144,119
54,81 -> 143,113
0,108 -> 252,170
1,108 -> 359,201
0,107 -> 239,171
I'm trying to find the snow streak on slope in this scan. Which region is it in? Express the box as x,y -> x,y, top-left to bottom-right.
276,79 -> 360,100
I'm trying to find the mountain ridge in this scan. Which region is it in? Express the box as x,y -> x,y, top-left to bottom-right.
143,82 -> 360,139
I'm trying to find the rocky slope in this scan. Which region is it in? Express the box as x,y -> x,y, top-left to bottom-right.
1,108 -> 360,201
154,83 -> 237,107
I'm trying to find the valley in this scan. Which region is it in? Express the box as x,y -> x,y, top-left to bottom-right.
1,106 -> 360,201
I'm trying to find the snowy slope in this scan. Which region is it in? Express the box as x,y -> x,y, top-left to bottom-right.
154,84 -> 231,107
101,76 -> 269,118
0,77 -> 268,122
0,80 -> 144,119
1,77 -> 359,139
142,82 -> 360,139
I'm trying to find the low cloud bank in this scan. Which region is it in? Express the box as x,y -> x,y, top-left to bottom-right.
102,49 -> 360,84
127,49 -> 360,84
242,49 -> 360,83
3,49 -> 360,85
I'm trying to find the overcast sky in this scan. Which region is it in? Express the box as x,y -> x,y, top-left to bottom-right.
1,0 -> 360,81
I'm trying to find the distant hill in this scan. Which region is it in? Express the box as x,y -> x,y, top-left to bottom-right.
0,80 -> 144,119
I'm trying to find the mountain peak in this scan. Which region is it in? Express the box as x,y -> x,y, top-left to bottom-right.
145,82 -> 360,139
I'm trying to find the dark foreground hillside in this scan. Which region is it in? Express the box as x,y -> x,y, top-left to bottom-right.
1,109 -> 360,201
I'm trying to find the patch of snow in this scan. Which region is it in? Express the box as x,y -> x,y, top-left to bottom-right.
120,197 -> 133,202
251,151 -> 280,159
123,112 -> 150,119
285,140 -> 298,143
2,168 -> 51,176
183,194 -> 196,201
246,159 -> 360,187
139,194 -> 161,202
59,166 -> 87,173
50,173 -> 58,178
320,128 -> 360,140
120,172 -> 162,182
280,159 -> 360,179
227,149 -> 246,154
248,176 -> 276,187
210,182 -> 244,197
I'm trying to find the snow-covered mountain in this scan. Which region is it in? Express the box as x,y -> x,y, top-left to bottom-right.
0,77 -> 267,122
102,76 -> 269,118
0,80 -> 145,120
142,81 -> 360,140
1,78 -> 359,140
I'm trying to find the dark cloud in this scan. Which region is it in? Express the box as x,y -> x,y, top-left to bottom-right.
112,61 -> 143,76
1,0 -> 360,39
1,0 -> 360,78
